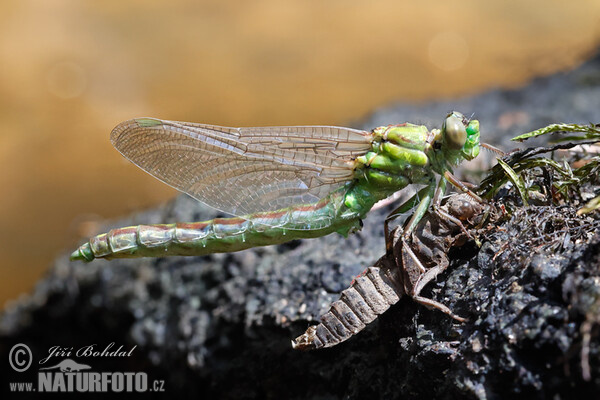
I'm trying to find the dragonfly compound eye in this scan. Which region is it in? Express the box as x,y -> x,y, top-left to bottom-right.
443,113 -> 467,150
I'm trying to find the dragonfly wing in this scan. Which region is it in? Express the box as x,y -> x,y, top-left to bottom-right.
111,118 -> 372,225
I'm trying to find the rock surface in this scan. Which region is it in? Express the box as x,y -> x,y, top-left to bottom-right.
3,55 -> 600,399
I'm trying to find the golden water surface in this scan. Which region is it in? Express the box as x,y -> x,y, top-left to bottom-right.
2,0 -> 600,306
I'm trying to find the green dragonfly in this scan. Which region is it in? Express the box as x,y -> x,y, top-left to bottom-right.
71,112 -> 486,262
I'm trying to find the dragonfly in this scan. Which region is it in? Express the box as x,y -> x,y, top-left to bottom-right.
71,111 -> 488,262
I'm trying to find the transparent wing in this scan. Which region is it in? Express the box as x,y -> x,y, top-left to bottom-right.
111,118 -> 372,220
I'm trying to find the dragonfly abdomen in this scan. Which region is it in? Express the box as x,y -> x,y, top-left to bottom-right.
70,197 -> 363,261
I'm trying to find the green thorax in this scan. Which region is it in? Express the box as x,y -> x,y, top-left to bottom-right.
341,123 -> 433,218
341,117 -> 481,220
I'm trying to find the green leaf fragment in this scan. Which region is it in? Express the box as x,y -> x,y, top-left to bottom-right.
512,123 -> 600,142
577,195 -> 600,215
497,158 -> 529,206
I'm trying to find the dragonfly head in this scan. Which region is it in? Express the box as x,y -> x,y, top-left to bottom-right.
441,111 -> 480,163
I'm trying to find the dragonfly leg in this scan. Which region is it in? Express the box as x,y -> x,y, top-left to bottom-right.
481,142 -> 506,157
384,185 -> 431,254
385,181 -> 436,253
401,237 -> 466,322
400,181 -> 436,239
436,207 -> 473,239
443,171 -> 483,203
431,177 -> 473,239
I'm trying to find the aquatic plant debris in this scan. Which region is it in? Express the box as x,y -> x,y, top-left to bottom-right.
479,122 -> 600,216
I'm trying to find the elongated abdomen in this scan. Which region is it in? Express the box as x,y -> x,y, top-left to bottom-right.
70,200 -> 361,262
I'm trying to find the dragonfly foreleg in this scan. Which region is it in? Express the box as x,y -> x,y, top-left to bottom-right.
430,177 -> 473,240
433,207 -> 473,239
443,170 -> 483,203
384,185 -> 430,254
400,180 -> 436,239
